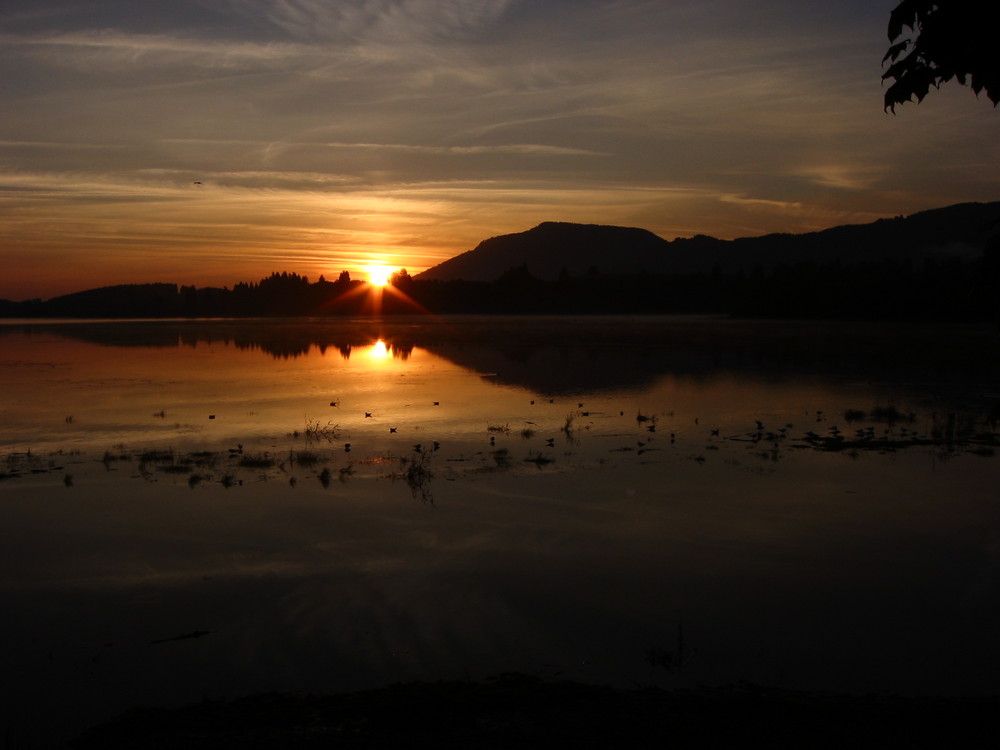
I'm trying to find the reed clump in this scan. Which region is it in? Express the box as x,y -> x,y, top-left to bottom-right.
238,453 -> 275,469
292,450 -> 322,467
302,419 -> 340,442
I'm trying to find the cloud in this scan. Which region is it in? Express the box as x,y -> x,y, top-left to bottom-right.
0,140 -> 131,155
0,28 -> 320,77
0,1 -> 998,299
790,165 -> 885,191
260,0 -> 518,44
266,140 -> 608,159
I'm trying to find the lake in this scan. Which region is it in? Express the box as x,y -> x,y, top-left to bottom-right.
1,316 -> 998,744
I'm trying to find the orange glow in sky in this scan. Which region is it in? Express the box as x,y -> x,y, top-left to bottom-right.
0,2 -> 997,301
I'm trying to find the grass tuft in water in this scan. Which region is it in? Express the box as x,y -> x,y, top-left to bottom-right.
238,453 -> 275,469
524,451 -> 554,468
304,418 -> 340,442
293,450 -> 322,467
869,405 -> 915,424
492,448 -> 512,468
398,451 -> 433,503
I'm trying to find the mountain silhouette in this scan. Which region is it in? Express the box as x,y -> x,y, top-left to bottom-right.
3,201 -> 999,320
415,202 -> 1000,281
415,222 -> 670,281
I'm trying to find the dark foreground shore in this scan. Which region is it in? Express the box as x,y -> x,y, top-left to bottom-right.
70,675 -> 997,749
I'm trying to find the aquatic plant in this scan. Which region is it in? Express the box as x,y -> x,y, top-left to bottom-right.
189,451 -> 218,468
101,449 -> 130,468
397,451 -> 433,503
137,449 -> 176,479
524,451 -> 554,468
491,448 -> 512,468
293,450 -> 322,467
304,418 -> 340,442
561,413 -> 575,436
139,449 -> 174,463
238,453 -> 275,469
869,405 -> 915,424
645,621 -> 694,676
930,411 -> 961,443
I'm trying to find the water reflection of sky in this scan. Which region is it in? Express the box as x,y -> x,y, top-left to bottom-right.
1,318 -> 999,745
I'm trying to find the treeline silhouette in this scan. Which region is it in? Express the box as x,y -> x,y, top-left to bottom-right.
2,253 -> 998,320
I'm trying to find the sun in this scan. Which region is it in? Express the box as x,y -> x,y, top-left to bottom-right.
365,265 -> 392,287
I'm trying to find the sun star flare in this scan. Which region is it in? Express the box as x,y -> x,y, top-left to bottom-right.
366,265 -> 392,287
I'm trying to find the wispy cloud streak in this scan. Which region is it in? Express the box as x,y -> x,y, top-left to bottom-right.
0,0 -> 997,298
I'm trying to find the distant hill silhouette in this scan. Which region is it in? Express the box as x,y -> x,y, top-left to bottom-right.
37,283 -> 183,318
415,202 -> 1000,281
416,223 -> 670,281
2,202 -> 999,320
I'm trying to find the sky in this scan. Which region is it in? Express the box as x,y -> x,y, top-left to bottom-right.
1,0 -> 998,300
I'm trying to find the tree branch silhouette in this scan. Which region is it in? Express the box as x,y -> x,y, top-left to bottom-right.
882,1 -> 999,111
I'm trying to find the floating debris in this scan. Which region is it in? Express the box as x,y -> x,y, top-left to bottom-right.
149,630 -> 210,645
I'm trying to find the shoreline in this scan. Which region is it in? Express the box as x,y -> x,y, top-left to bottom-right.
70,674 -> 999,749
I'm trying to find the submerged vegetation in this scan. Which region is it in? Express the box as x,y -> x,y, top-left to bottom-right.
299,418 -> 340,442
4,399 -> 998,492
395,450 -> 434,503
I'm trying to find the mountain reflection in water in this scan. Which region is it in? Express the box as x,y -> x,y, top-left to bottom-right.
7,315 -> 1000,394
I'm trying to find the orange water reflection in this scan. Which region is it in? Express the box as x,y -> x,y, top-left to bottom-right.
361,338 -> 413,362
1,317 -> 999,746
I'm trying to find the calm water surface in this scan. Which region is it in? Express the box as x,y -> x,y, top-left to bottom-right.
1,316 -> 998,744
